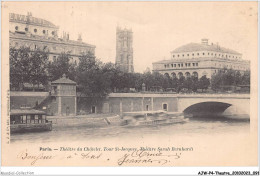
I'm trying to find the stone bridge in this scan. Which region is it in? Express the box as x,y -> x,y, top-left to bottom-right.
176,94 -> 250,116
107,93 -> 250,116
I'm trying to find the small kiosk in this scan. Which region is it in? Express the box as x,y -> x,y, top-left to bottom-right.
51,74 -> 77,116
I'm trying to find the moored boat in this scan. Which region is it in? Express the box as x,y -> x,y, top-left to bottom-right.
10,109 -> 52,133
121,110 -> 189,126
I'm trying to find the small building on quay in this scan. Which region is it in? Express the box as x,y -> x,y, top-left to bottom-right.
10,75 -> 77,116
152,39 -> 250,79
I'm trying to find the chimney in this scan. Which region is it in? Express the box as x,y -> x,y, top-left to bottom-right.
77,34 -> 82,42
201,38 -> 209,45
27,12 -> 32,17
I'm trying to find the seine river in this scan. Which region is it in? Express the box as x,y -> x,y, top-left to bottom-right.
11,114 -> 250,144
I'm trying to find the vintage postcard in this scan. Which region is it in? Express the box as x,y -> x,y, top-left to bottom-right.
1,1 -> 259,174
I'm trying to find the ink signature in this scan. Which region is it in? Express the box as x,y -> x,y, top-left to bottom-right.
117,150 -> 181,166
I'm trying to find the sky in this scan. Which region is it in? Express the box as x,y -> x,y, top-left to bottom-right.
5,1 -> 258,73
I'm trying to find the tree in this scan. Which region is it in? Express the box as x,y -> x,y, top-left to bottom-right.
240,70 -> 250,85
162,74 -> 171,90
48,52 -> 76,81
76,52 -> 111,99
177,75 -> 185,92
211,69 -> 250,92
30,48 -> 49,90
198,75 -> 210,92
222,69 -> 235,86
171,77 -> 179,91
10,46 -> 49,91
183,77 -> 192,91
191,76 -> 199,92
10,46 -> 30,90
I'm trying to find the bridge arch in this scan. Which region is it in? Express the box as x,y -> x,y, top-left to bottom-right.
183,101 -> 232,116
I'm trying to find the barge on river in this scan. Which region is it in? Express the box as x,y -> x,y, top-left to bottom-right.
120,110 -> 189,126
10,109 -> 52,133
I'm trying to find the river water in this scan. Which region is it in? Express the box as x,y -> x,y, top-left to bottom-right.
10,114 -> 250,144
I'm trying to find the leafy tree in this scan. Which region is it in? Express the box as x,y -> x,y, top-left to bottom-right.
211,69 -> 250,92
171,77 -> 179,91
10,46 -> 30,90
240,70 -> 250,85
76,52 -> 111,99
30,48 -> 49,90
184,77 -> 192,91
191,76 -> 199,92
198,75 -> 210,92
162,74 -> 171,90
177,75 -> 185,92
10,46 -> 48,91
48,52 -> 76,81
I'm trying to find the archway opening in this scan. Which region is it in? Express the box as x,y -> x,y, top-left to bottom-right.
192,72 -> 198,78
185,72 -> 191,78
171,72 -> 176,78
183,101 -> 231,117
178,72 -> 183,79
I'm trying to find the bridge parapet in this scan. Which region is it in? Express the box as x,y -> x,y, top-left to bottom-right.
109,93 -> 250,99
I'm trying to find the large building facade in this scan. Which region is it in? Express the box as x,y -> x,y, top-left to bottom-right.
152,39 -> 250,79
9,12 -> 96,64
115,27 -> 134,73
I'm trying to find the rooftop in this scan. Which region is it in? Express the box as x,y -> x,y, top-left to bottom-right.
10,31 -> 96,48
51,74 -> 76,85
171,42 -> 241,55
9,12 -> 58,29
152,57 -> 250,64
11,109 -> 46,115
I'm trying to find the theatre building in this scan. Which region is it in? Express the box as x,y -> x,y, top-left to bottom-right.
152,39 -> 250,79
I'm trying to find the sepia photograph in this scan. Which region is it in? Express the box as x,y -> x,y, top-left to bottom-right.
1,1 -> 259,175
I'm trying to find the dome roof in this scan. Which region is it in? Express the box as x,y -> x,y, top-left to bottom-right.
172,42 -> 241,55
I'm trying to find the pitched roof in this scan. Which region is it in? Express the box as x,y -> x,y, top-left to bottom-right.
171,43 -> 241,55
11,109 -> 46,115
51,75 -> 76,85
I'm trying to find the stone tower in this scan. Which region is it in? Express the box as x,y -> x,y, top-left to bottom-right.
115,27 -> 134,73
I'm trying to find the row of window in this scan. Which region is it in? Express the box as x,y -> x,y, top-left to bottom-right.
53,56 -> 78,65
215,63 -> 248,70
14,42 -> 85,56
15,26 -> 55,35
172,52 -> 240,59
164,62 -> 199,68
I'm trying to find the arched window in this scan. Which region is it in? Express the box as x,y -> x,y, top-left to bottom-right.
171,72 -> 176,78
178,72 -> 183,79
34,29 -> 37,33
25,27 -> 28,31
43,30 -> 46,34
15,26 -> 19,30
192,72 -> 198,78
164,73 -> 170,78
185,72 -> 191,78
